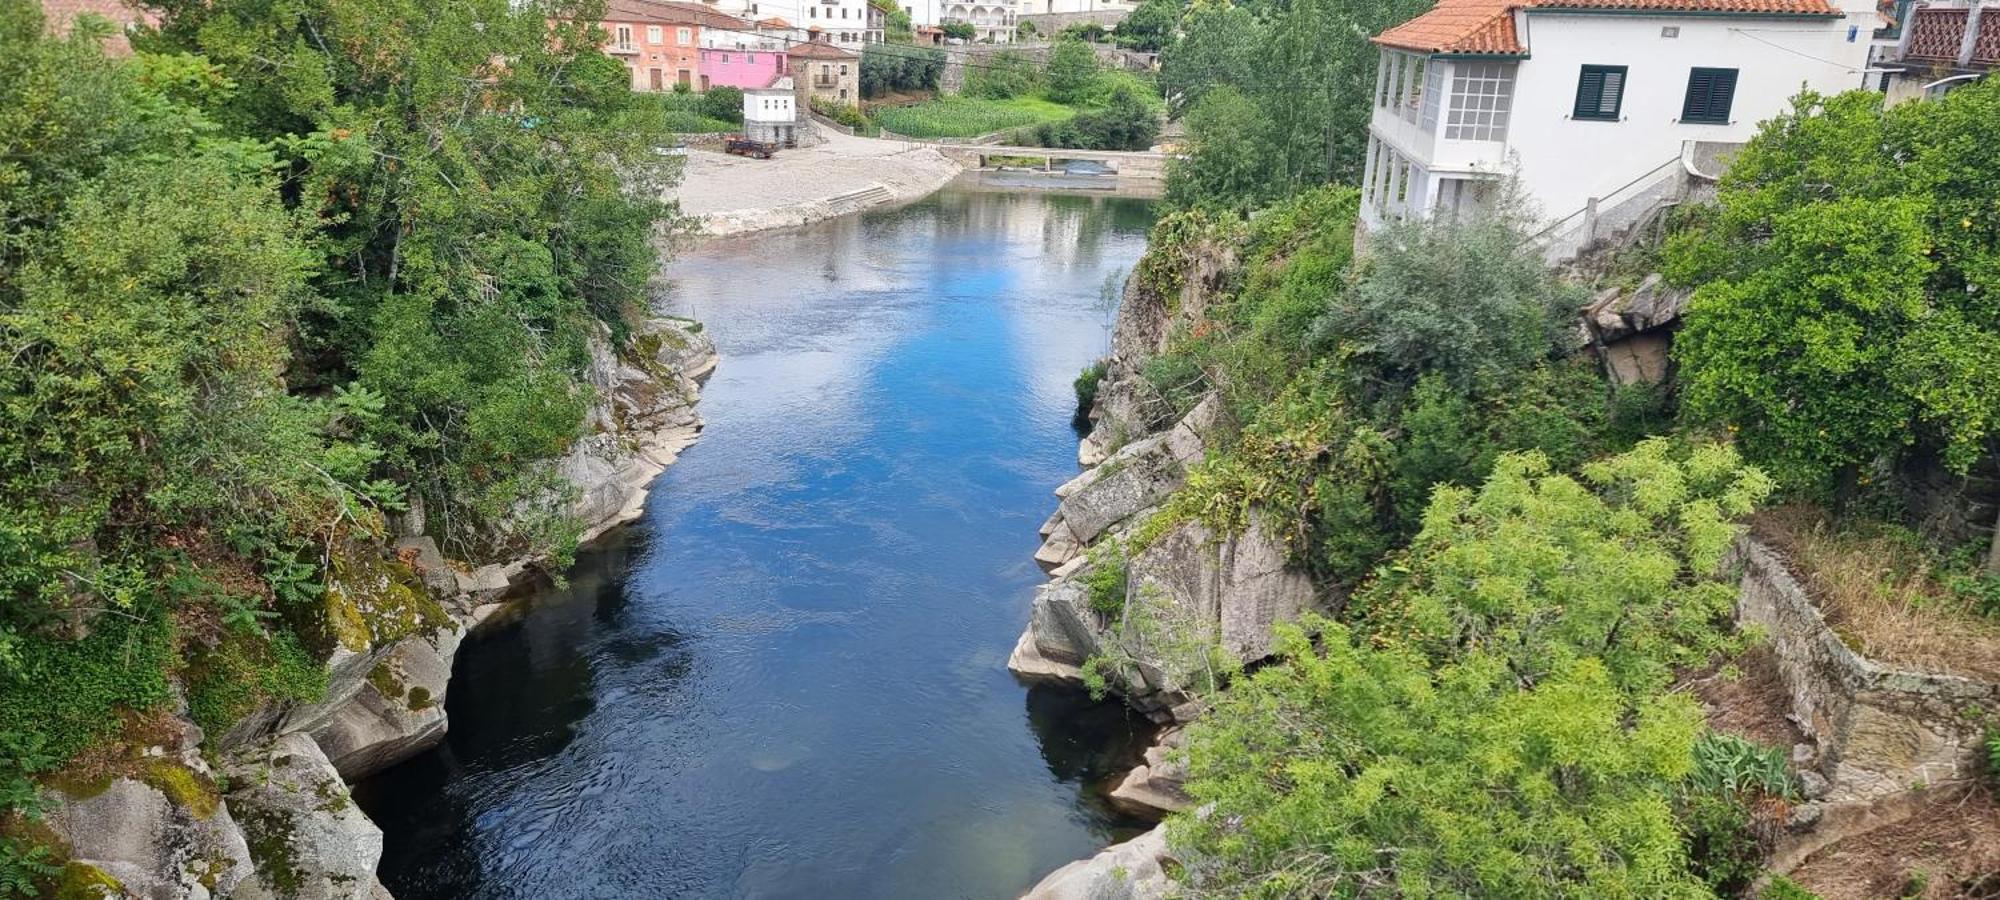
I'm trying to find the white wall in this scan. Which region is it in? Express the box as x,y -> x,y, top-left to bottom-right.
744,90 -> 796,123
1502,4 -> 1875,219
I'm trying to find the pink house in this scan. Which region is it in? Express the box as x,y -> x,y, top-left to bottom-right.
697,17 -> 793,89
697,46 -> 788,89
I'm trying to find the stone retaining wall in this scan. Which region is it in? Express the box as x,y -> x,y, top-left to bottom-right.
1730,537 -> 2000,871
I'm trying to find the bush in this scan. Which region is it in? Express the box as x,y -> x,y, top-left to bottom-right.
1034,85 -> 1158,150
1073,359 -> 1108,432
964,50 -> 1039,99
699,86 -> 743,124
809,96 -> 876,134
1045,37 -> 1101,104
860,44 -> 944,98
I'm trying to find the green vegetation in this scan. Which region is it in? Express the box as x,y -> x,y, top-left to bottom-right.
1669,83 -> 2000,520
1175,441 -> 1771,896
876,95 -> 1075,139
810,96 -> 879,135
642,89 -> 738,133
0,0 -> 684,888
1159,0 -> 1429,210
1113,0 -> 1177,51
1045,37 -> 1100,105
1073,359 -> 1108,431
860,44 -> 945,99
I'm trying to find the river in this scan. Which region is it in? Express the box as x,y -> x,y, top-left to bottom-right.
355,185 -> 1162,899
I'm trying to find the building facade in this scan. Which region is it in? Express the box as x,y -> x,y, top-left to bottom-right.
1360,0 -> 1878,252
604,0 -> 752,91
1872,0 -> 1998,103
789,35 -> 862,104
39,0 -> 156,54
702,0 -> 881,49
744,76 -> 805,145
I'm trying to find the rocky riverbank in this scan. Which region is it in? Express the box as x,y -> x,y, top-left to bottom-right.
673,130 -> 964,237
35,318 -> 717,899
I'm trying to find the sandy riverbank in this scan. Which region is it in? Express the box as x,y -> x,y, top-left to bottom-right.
673,129 -> 965,237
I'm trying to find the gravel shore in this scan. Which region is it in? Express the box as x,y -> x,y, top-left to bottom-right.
672,129 -> 965,237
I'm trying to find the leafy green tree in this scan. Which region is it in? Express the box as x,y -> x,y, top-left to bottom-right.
701,85 -> 744,123
964,49 -> 1038,98
1157,0 -> 1260,117
1163,86 -> 1268,211
1114,0 -> 1179,51
885,5 -> 914,41
941,20 -> 975,41
1033,85 -> 1158,150
140,0 -> 684,558
1670,85 -> 2000,506
1174,441 -> 1773,897
1045,36 -> 1101,104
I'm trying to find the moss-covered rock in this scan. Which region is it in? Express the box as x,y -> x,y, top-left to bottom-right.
225,733 -> 385,900
50,861 -> 125,900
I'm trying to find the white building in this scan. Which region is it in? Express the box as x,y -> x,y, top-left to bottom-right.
702,0 -> 881,48
743,76 -> 805,146
1360,0 -> 1879,257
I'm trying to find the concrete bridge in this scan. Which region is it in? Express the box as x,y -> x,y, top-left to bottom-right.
926,143 -> 1173,179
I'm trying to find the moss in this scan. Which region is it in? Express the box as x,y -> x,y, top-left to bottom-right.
312,779 -> 351,815
51,861 -> 125,900
405,686 -> 434,712
320,542 -> 450,654
137,759 -> 220,821
43,772 -> 114,802
237,804 -> 304,899
366,662 -> 407,701
184,626 -> 326,747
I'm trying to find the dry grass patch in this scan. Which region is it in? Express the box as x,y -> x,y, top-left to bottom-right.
1682,644 -> 1806,750
1752,504 -> 2000,681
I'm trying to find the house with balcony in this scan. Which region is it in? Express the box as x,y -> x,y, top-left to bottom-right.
789,34 -> 861,104
1874,0 -> 1998,102
1360,0 -> 1878,259
603,0 -> 750,91
943,0 -> 1019,42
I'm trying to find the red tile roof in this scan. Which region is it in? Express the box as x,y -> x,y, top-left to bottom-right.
603,0 -> 748,30
787,37 -> 857,59
1374,0 -> 1843,55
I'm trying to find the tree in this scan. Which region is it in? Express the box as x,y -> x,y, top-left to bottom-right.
1115,0 -> 1179,51
1045,37 -> 1101,104
1669,85 -> 2000,508
941,20 -> 975,41
1035,84 -> 1158,150
1163,86 -> 1268,211
1173,441 -> 1773,897
965,49 -> 1037,98
701,85 -> 744,123
886,6 -> 913,41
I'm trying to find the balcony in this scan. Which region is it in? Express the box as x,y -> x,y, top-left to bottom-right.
814,76 -> 838,88
609,42 -> 639,55
1902,3 -> 2000,66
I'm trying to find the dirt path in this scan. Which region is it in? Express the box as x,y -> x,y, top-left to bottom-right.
672,129 -> 964,236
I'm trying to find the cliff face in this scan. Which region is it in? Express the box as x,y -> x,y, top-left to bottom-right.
39,318 -> 717,900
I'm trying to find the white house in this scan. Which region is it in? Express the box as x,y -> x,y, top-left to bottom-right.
1360,0 -> 1880,256
703,0 -> 882,48
743,75 -> 805,146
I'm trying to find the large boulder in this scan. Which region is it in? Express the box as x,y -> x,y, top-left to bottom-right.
1010,517 -> 1318,718
39,756 -> 254,900
306,623 -> 463,781
1108,727 -> 1191,819
559,318 -> 717,544
224,734 -> 388,900
1037,395 -> 1221,570
1079,235 -> 1238,465
1021,826 -> 1174,900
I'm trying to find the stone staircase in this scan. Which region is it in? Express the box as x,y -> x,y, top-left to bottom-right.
824,184 -> 894,216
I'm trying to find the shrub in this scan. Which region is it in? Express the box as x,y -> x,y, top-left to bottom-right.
699,86 -> 743,124
1083,543 -> 1129,618
1073,359 -> 1108,432
964,50 -> 1038,99
1045,37 -> 1101,104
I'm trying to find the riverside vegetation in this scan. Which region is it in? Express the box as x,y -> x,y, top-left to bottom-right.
1047,68 -> 2000,896
0,0 -> 691,891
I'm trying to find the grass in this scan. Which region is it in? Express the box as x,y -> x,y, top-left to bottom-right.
1753,503 -> 2000,680
635,92 -> 738,134
874,96 -> 1075,139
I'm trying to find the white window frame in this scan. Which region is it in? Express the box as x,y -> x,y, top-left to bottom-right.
647,25 -> 662,43
1446,61 -> 1516,142
677,27 -> 693,45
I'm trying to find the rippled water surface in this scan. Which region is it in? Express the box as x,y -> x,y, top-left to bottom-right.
357,187 -> 1162,899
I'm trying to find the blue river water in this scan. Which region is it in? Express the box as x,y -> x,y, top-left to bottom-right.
356,186 -> 1162,899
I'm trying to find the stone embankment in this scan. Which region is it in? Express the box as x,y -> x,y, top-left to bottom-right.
39,318 -> 718,899
674,129 -> 963,237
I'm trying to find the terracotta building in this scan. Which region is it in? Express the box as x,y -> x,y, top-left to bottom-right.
602,0 -> 750,91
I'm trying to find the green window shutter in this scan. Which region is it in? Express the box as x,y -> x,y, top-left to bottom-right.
1681,66 -> 1737,124
1573,65 -> 1627,120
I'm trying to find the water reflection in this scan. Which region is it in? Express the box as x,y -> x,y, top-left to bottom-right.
361,187 -> 1160,899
